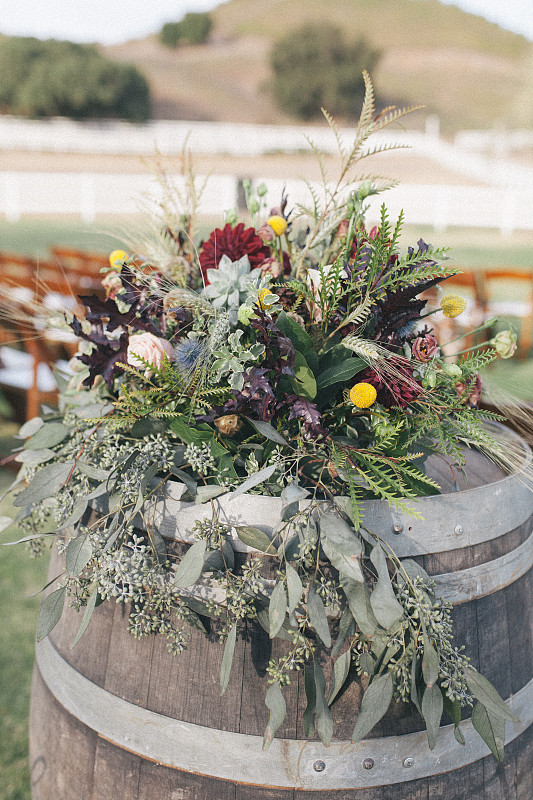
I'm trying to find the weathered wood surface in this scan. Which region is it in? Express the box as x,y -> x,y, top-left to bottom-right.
30,446 -> 533,799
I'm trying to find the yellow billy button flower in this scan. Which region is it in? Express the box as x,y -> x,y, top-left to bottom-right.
109,249 -> 128,268
267,215 -> 288,237
349,382 -> 377,409
440,294 -> 467,318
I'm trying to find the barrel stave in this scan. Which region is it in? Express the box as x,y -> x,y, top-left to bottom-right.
30,667 -> 98,800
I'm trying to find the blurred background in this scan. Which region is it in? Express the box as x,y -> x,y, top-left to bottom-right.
1,1 -> 532,797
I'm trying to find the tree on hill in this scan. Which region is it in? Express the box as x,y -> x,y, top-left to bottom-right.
159,12 -> 213,48
0,37 -> 151,122
270,24 -> 380,120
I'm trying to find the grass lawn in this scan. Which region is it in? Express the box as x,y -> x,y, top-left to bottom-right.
2,218 -> 533,270
0,465 -> 49,800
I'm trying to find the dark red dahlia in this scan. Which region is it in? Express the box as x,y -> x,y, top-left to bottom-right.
199,223 -> 270,284
359,363 -> 423,409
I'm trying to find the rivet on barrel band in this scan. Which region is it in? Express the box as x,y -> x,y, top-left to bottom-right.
35,636 -> 533,791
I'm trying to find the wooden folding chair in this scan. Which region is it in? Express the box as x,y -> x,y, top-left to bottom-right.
482,268 -> 533,360
0,258 -> 82,420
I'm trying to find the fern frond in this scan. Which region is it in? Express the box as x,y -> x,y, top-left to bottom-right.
356,70 -> 376,138
321,108 -> 348,163
372,104 -> 425,133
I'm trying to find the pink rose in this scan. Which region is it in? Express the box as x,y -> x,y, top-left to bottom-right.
411,334 -> 439,362
127,332 -> 173,375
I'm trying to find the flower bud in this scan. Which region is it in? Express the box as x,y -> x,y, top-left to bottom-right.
489,329 -> 517,359
442,362 -> 462,378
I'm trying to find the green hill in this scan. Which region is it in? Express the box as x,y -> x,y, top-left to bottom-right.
101,0 -> 532,132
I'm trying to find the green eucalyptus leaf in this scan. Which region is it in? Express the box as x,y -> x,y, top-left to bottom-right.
307,584 -> 331,647
399,558 -> 431,584
443,693 -> 465,746
220,623 -> 237,695
36,586 -> 66,641
244,417 -> 288,446
65,534 -> 93,577
343,579 -> 378,637
74,402 -> 114,419
321,537 -> 364,582
369,545 -> 404,630
319,512 -> 361,549
280,481 -> 309,508
269,581 -> 287,639
411,653 -> 422,714
148,528 -> 167,562
303,663 -> 317,737
286,563 -> 303,614
169,467 -> 197,496
320,512 -> 364,581
332,607 -> 356,659
316,358 -> 366,389
230,464 -> 277,500
422,626 -> 440,689
173,540 -> 207,588
351,672 -> 393,743
58,498 -> 89,530
23,422 -> 69,450
203,540 -> 234,572
77,462 -> 112,481
263,682 -> 287,750
328,649 -> 352,706
14,448 -> 56,465
1,532 -> 55,546
234,525 -> 277,553
465,667 -> 519,723
16,416 -> 44,439
359,652 -> 375,676
471,702 -> 506,762
314,659 -> 333,746
256,609 -> 294,642
14,460 -> 75,507
195,485 -> 228,504
71,584 -> 98,648
421,683 -> 444,750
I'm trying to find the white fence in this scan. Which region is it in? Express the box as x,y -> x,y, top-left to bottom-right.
2,170 -> 532,235
2,115 -> 533,189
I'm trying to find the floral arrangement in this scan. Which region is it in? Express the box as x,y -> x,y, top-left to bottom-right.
2,76 -> 523,760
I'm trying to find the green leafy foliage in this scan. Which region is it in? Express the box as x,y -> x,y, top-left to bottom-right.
159,13 -> 213,47
270,24 -> 380,120
0,36 -> 151,121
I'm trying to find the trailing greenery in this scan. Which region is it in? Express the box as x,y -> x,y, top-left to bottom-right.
1,77 -> 525,761
0,37 -> 151,121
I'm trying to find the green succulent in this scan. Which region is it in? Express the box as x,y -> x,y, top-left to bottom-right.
203,254 -> 261,324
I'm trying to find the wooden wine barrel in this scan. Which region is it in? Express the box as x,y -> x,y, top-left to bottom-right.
29,432 -> 533,799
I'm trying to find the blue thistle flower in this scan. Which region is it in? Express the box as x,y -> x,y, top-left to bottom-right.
173,338 -> 207,382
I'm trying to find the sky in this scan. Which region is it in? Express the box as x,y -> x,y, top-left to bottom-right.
1,0 -> 532,44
